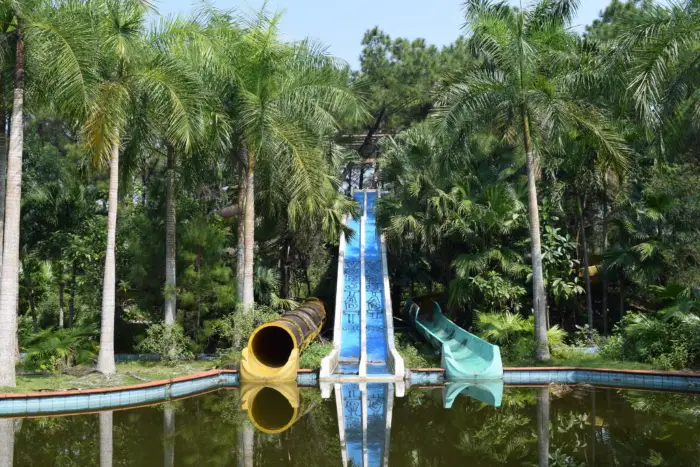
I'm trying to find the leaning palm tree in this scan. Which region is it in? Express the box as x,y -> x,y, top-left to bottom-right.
436,0 -> 628,360
205,9 -> 366,310
0,0 -> 96,387
86,1 -> 206,375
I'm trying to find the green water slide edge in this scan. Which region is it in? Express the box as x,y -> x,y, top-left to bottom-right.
405,299 -> 503,381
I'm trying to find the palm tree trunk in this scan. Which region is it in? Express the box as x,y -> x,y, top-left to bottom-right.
280,239 -> 292,299
0,73 -> 7,276
29,280 -> 37,333
537,387 -> 550,467
164,145 -> 177,325
578,197 -> 594,339
69,262 -> 76,328
522,113 -> 550,361
97,141 -> 120,375
100,411 -> 113,467
601,182 -> 609,335
59,280 -> 65,328
0,34 -> 26,387
619,282 -> 625,321
0,418 -> 14,467
236,164 -> 246,303
304,268 -> 312,297
242,151 -> 255,311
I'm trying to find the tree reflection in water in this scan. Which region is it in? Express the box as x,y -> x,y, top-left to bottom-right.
537,388 -> 550,467
99,412 -> 112,467
3,385 -> 699,466
0,418 -> 15,466
163,406 -> 175,467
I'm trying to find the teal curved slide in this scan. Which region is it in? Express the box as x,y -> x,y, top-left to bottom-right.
406,299 -> 503,380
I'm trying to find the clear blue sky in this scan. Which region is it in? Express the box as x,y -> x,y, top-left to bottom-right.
152,0 -> 612,69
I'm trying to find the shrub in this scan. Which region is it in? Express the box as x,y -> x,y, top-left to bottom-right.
136,323 -> 194,361
213,305 -> 281,353
299,341 -> 333,368
395,333 -> 441,368
475,311 -> 566,361
570,324 -> 606,348
23,326 -> 99,374
600,312 -> 700,370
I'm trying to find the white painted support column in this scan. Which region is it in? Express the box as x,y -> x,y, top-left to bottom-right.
359,191 -> 368,378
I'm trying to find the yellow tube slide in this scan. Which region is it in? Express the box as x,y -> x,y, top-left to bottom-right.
240,299 -> 325,382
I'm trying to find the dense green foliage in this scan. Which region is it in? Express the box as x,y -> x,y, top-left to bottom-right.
135,323 -> 194,362
0,1 -> 358,382
375,0 -> 700,368
22,325 -> 98,373
601,311 -> 700,369
476,312 -> 567,361
0,0 -> 699,384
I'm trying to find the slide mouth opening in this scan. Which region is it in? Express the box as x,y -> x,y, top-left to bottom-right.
250,387 -> 295,432
251,326 -> 295,368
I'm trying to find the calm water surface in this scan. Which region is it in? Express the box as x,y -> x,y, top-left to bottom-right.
2,385 -> 699,466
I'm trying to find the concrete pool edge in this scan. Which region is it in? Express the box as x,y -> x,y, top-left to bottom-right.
1,367 -> 699,416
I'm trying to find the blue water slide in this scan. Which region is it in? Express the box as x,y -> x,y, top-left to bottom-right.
320,190 -> 404,380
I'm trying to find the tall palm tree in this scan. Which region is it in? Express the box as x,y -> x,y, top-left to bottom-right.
87,2 -> 205,374
84,0 -> 146,376
436,0 -> 627,360
0,13 -> 11,277
0,0 -> 95,387
561,132 -> 628,336
204,9 -> 365,310
141,18 -> 207,325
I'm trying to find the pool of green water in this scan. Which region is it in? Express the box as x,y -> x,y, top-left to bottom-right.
2,385 -> 699,466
